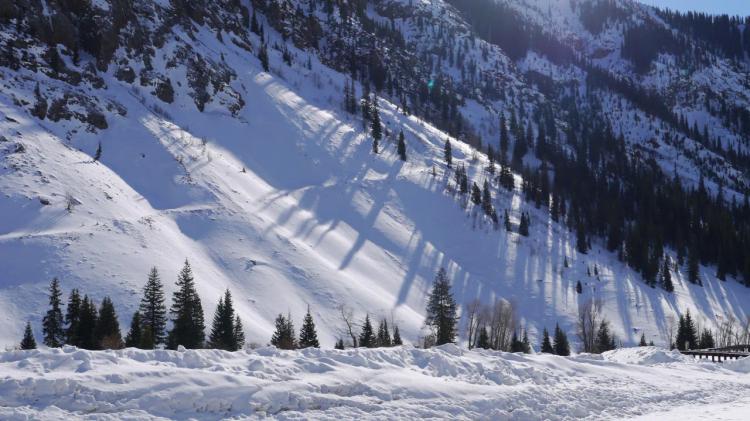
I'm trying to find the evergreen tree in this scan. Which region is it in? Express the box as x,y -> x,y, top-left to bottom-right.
271,313 -> 297,350
576,280 -> 583,294
639,332 -> 647,347
140,325 -> 155,349
499,114 -> 509,160
335,338 -> 345,350
65,288 -> 82,345
553,323 -> 570,356
234,316 -> 245,350
75,295 -> 98,350
42,278 -> 65,348
698,328 -> 714,349
538,327 -> 553,353
444,139 -> 452,167
661,258 -> 674,292
371,97 -> 382,154
93,141 -> 102,161
476,326 -> 490,349
298,307 -> 320,348
167,260 -> 206,349
687,248 -> 700,285
676,310 -> 698,350
576,220 -> 588,254
20,322 -> 36,350
358,314 -> 376,348
594,320 -> 615,353
392,324 -> 403,346
425,268 -> 458,345
510,330 -> 524,352
208,290 -> 240,351
250,9 -> 260,34
125,311 -> 143,348
258,43 -> 269,71
397,130 -> 407,161
482,179 -> 493,216
471,182 -> 482,205
139,267 -> 167,346
376,319 -> 391,347
519,212 -> 530,236
95,296 -> 123,349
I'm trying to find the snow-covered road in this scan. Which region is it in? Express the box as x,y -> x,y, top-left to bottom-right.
1,345 -> 749,420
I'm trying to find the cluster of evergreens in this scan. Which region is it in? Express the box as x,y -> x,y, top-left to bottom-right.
21,261 -> 244,352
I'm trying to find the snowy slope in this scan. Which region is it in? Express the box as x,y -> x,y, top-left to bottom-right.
1,345 -> 750,419
1,0 -> 749,350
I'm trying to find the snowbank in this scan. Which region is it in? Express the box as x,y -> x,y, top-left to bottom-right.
1,346 -> 749,420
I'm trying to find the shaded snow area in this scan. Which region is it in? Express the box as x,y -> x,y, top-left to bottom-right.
0,346 -> 749,420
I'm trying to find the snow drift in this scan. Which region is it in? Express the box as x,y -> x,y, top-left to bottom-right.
0,345 -> 749,420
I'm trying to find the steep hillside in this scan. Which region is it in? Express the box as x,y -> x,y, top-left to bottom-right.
0,0 -> 749,349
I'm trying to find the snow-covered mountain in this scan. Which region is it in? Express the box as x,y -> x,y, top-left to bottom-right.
1,0 -> 749,350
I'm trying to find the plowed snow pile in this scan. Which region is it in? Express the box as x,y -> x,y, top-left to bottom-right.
0,345 -> 749,420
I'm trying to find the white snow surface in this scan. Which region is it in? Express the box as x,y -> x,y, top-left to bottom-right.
0,345 -> 749,420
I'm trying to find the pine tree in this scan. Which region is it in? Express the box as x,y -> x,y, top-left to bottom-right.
271,313 -> 297,350
93,141 -> 102,161
471,182 -> 482,205
376,319 -> 391,347
397,130 -> 407,161
476,326 -> 490,349
250,9 -> 260,34
576,280 -> 583,294
594,320 -> 615,353
371,97 -> 382,154
298,307 -> 320,348
392,324 -> 403,346
20,322 -> 37,350
499,114 -> 509,160
482,179 -> 493,216
335,338 -> 345,350
75,295 -> 98,350
687,248 -> 700,285
425,268 -> 458,346
639,333 -> 647,347
167,260 -> 206,349
676,310 -> 698,350
358,314 -> 376,348
125,311 -> 143,348
139,267 -> 167,346
553,323 -> 570,356
444,139 -> 452,167
661,258 -> 674,292
233,316 -> 245,350
258,43 -> 269,72
65,288 -> 82,345
208,290 -> 240,351
95,296 -> 123,349
576,220 -> 588,254
541,328 -> 554,353
519,212 -> 530,236
42,278 -> 65,347
510,330 -> 524,352
698,328 -> 714,349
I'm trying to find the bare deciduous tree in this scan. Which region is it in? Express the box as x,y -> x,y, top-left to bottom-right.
577,298 -> 602,353
337,305 -> 358,348
464,299 -> 482,349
